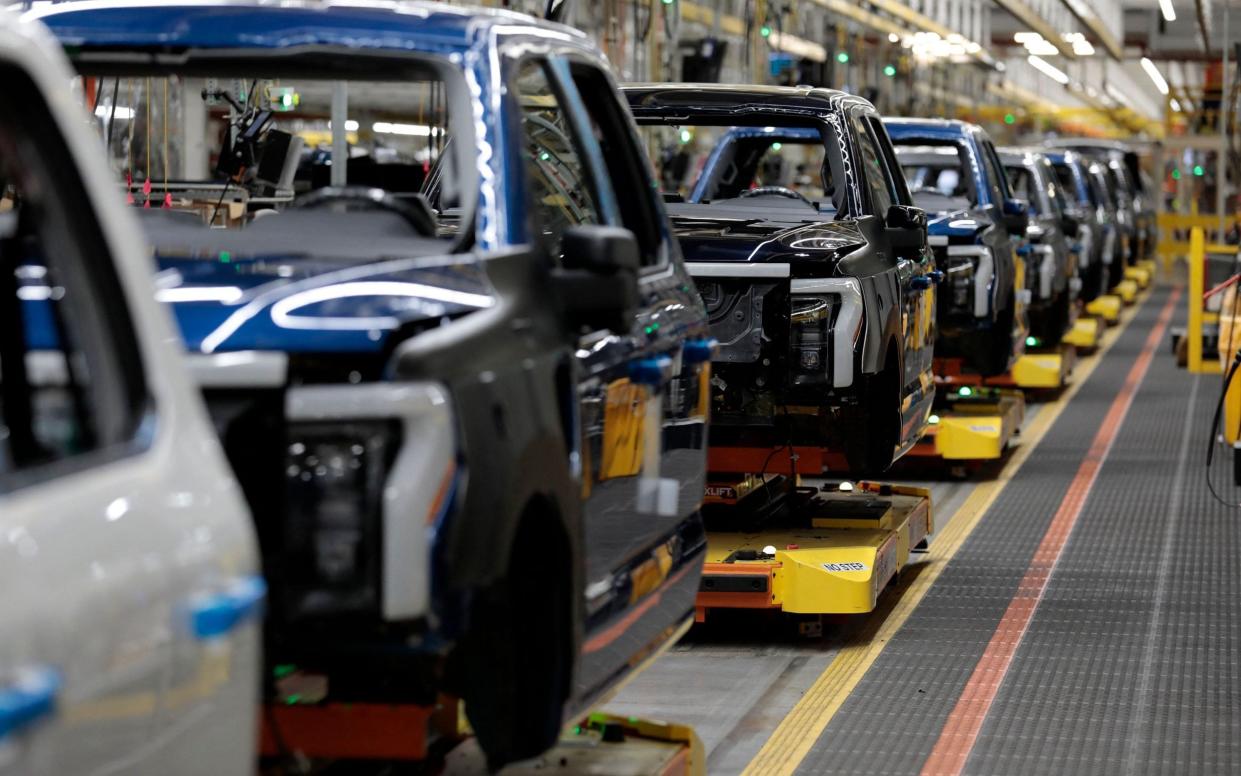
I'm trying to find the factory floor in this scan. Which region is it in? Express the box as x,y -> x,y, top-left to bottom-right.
605,281 -> 1241,775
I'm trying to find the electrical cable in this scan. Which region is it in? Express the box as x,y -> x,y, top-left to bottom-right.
104,78 -> 120,152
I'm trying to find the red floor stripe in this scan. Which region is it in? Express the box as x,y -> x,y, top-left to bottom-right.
919,289 -> 1182,776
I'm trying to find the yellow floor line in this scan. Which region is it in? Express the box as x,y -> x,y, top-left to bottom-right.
740,299 -> 1146,776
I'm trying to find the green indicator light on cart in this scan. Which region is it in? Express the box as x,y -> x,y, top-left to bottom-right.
1171,169 -> 1181,180
771,142 -> 782,151
1193,164 -> 1205,176
273,664 -> 296,679
1026,335 -> 1040,347
883,65 -> 897,77
836,52 -> 850,64
679,128 -> 693,144
760,25 -> 771,38
1004,113 -> 1016,125
958,386 -> 973,397
218,250 -> 231,263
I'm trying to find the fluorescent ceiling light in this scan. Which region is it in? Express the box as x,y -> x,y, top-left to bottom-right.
1063,33 -> 1095,56
1028,54 -> 1070,85
94,105 -> 134,120
1141,57 -> 1170,95
1159,0 -> 1176,22
1170,98 -> 1182,112
889,32 -> 900,43
328,120 -> 360,131
372,121 -> 440,136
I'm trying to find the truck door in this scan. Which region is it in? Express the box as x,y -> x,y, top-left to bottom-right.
0,46 -> 259,776
508,54 -> 707,702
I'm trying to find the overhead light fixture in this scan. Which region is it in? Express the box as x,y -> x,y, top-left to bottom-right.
372,121 -> 441,137
1063,32 -> 1095,56
1170,98 -> 1182,112
1015,31 -> 1059,56
1140,57 -> 1169,95
1028,54 -> 1070,85
94,105 -> 135,120
889,32 -> 900,43
1159,0 -> 1176,22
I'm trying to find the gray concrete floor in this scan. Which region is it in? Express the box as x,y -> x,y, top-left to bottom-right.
600,406 -> 1043,773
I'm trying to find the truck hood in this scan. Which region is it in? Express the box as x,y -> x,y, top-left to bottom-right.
153,254 -> 494,354
670,216 -> 867,264
926,210 -> 989,240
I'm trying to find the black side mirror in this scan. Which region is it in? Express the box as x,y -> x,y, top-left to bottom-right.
553,225 -> 641,333
886,204 -> 927,252
1060,209 -> 1081,234
1002,198 -> 1030,237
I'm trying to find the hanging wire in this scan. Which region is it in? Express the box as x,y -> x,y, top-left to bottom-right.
145,77 -> 152,185
163,77 -> 170,202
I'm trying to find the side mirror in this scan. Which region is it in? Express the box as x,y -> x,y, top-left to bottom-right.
887,204 -> 927,230
1060,209 -> 1081,234
1002,198 -> 1029,237
887,204 -> 927,251
553,225 -> 641,333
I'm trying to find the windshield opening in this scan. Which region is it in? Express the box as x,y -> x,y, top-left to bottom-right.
635,121 -> 843,220
892,140 -> 976,212
73,53 -> 475,261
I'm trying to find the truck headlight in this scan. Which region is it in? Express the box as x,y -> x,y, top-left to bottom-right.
789,295 -> 836,382
944,245 -> 995,318
946,255 -> 976,311
283,421 -> 400,619
1076,224 -> 1093,266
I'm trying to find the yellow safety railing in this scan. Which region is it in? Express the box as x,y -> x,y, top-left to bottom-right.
1186,226 -> 1239,375
1159,213 -> 1236,270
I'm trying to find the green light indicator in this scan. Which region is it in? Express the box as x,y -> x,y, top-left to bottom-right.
760,25 -> 771,38
540,151 -> 551,161
285,694 -> 302,705
1193,164 -> 1205,176
883,65 -> 897,77
771,142 -> 782,151
836,52 -> 850,64
1026,335 -> 1039,347
661,0 -> 675,4
273,664 -> 296,679
1004,113 -> 1016,125
928,414 -> 940,424
958,386 -> 973,397
218,251 -> 231,263
679,128 -> 693,144
1171,169 -> 1181,180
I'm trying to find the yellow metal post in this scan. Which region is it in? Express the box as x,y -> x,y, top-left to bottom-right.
1189,227 -> 1205,373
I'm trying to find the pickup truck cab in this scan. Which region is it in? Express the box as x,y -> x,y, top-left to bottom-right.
0,10 -> 259,775
886,118 -> 1028,376
1051,139 -> 1153,264
623,84 -> 937,474
34,1 -> 712,768
1044,149 -> 1115,302
999,148 -> 1077,345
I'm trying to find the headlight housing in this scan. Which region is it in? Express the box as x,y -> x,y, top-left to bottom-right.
1076,223 -> 1093,266
283,421 -> 400,620
789,295 -> 836,384
945,255 -> 976,311
944,245 -> 995,318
